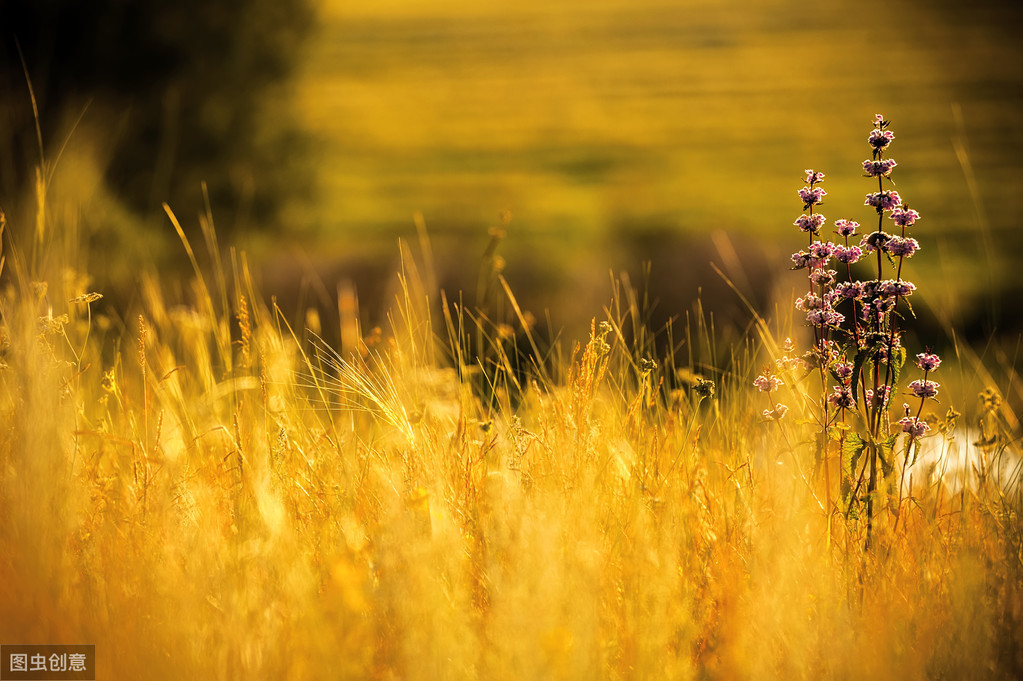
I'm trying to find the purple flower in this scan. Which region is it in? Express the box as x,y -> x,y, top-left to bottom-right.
886,236 -> 920,258
865,386 -> 892,409
915,352 -> 941,372
795,293 -> 823,311
891,207 -> 920,228
754,373 -> 784,392
809,240 -> 834,259
860,231 -> 892,253
791,251 -> 811,269
882,280 -> 916,297
799,186 -> 826,208
804,169 -> 825,185
834,245 -> 863,264
794,214 -> 826,234
834,281 -> 861,299
763,403 -> 789,420
827,385 -> 856,410
810,268 -> 837,286
833,361 -> 854,380
868,128 -> 895,151
834,219 -> 859,237
807,309 -> 844,327
908,379 -> 939,399
863,159 -> 898,177
865,191 -> 902,212
899,416 -> 930,438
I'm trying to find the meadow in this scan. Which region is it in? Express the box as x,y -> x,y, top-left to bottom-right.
2,113 -> 1023,678
2,0 -> 1023,678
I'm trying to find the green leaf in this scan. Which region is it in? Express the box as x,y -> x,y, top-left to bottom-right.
889,345 -> 907,389
877,435 -> 898,478
844,433 -> 868,477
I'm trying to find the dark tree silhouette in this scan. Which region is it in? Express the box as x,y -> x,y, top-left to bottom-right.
1,0 -> 314,235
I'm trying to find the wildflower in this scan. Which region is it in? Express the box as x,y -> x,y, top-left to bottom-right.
776,353 -> 809,374
865,386 -> 892,408
834,219 -> 859,237
899,416 -> 930,438
804,169 -> 825,185
791,251 -> 812,269
834,245 -> 863,264
807,308 -> 844,327
810,268 -> 836,286
809,240 -> 835,260
69,292 -> 104,304
868,128 -> 895,154
795,293 -> 822,311
693,378 -> 716,398
794,214 -> 827,234
865,191 -> 902,212
860,231 -> 891,253
863,159 -> 897,177
799,186 -> 826,209
915,352 -> 941,372
908,379 -> 939,399
886,236 -> 920,258
834,281 -> 861,300
754,373 -> 784,392
833,361 -> 854,381
763,403 -> 789,420
882,280 -> 916,297
891,207 -> 920,228
827,385 -> 856,410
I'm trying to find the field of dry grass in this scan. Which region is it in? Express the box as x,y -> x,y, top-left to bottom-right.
1,177 -> 1021,678
2,1 -> 1023,677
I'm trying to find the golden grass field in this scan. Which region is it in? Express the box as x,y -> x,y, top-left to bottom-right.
3,0 -> 1023,678
1,182 -> 1022,678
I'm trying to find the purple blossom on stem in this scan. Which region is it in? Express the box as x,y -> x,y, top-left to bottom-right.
908,379 -> 939,399
882,280 -> 916,297
834,281 -> 861,299
891,207 -> 920,228
865,386 -> 892,409
805,169 -> 826,185
795,293 -> 823,311
827,385 -> 856,410
868,128 -> 895,155
834,219 -> 859,237
860,231 -> 892,253
915,352 -> 941,372
899,416 -> 930,438
865,191 -> 902,212
834,245 -> 863,264
754,373 -> 784,392
863,159 -> 898,177
799,186 -> 826,208
833,361 -> 854,380
763,403 -> 789,421
806,308 -> 844,327
795,214 -> 827,234
810,269 -> 837,286
791,251 -> 811,269
886,236 -> 920,258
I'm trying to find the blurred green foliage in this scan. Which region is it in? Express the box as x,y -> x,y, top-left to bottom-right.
1,0 -> 314,236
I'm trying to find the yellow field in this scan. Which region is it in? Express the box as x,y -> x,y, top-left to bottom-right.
2,178 -> 1022,678
3,1 -> 1023,678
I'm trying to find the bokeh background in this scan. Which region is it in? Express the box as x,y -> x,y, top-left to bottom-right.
3,0 -> 1022,349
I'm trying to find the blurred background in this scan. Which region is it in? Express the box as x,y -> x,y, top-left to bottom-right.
2,0 -> 1022,351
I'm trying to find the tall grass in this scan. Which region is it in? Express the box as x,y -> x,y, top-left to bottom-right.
1,171 -> 1021,680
